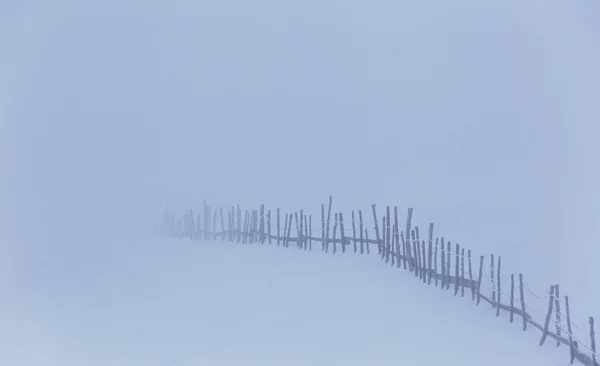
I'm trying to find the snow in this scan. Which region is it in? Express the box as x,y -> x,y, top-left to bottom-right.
2,0 -> 600,365
0,234 -> 574,365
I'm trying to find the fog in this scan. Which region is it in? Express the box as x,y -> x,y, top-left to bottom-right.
1,0 -> 600,363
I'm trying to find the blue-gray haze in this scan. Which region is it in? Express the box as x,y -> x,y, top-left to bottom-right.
1,0 -> 599,363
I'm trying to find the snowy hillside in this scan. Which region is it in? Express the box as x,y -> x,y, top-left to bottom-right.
2,0 -> 600,365
0,235 -> 571,365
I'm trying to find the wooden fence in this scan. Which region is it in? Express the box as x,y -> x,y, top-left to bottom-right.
156,196 -> 598,366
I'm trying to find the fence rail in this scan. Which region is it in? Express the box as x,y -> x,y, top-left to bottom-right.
156,197 -> 598,366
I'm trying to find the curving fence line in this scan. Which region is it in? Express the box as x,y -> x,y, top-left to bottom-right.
156,196 -> 598,366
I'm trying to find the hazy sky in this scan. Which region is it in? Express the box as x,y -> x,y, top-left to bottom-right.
1,0 -> 600,363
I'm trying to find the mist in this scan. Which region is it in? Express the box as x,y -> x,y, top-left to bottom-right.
1,0 -> 600,364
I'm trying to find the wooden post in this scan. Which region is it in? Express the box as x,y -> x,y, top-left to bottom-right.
325,196 -> 333,252
468,250 -> 474,300
294,212 -> 301,249
381,216 -> 385,257
519,273 -> 527,331
371,204 -> 382,257
321,204 -> 325,251
259,204 -> 265,243
510,274 -> 515,322
539,285 -> 556,346
415,227 -> 422,278
491,254 -> 496,306
339,213 -> 346,253
267,210 -> 272,244
411,229 -> 419,278
304,214 -> 309,250
237,205 -> 242,243
554,284 -> 561,346
390,225 -> 396,266
276,208 -> 281,246
565,296 -> 575,364
460,248 -> 465,297
496,256 -> 502,316
286,213 -> 293,247
332,213 -> 338,254
590,317 -> 597,366
394,207 -> 400,267
212,210 -> 218,240
385,206 -> 391,262
454,243 -> 460,295
283,213 -> 289,247
220,207 -> 226,241
404,208 -> 413,271
299,209 -> 304,249
365,228 -> 370,255
476,255 -> 484,305
352,210 -> 357,253
434,238 -> 439,287
358,210 -> 369,255
446,241 -> 451,290
427,223 -> 434,284
242,211 -> 249,244
441,237 -> 446,288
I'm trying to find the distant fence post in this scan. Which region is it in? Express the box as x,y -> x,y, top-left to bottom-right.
519,273 -> 527,331
539,285 -> 555,346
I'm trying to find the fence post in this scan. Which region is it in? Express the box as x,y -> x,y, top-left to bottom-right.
476,255 -> 484,305
441,238 -> 446,289
332,213 -> 338,254
539,285 -> 555,346
591,317 -> 597,366
352,210 -> 357,253
325,196 -> 333,252
434,238 -> 439,287
395,207 -> 401,268
519,273 -> 527,331
565,296 -> 575,364
491,254 -> 496,307
510,274 -> 515,322
454,243 -> 460,295
555,284 -> 561,346
339,213 -> 346,253
496,256 -> 502,316
371,204 -> 382,257
359,210 -> 364,255
404,208 -> 413,271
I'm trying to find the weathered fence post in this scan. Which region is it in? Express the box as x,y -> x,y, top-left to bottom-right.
491,254 -> 496,306
352,210 -> 357,254
427,223 -> 434,284
519,273 -> 527,331
325,196 -> 333,252
404,208 -> 413,271
441,238 -> 447,289
267,210 -> 272,244
460,248 -> 465,297
565,296 -> 575,364
434,238 -> 439,286
371,204 -> 382,257
454,243 -> 460,295
339,213 -> 346,253
476,255 -> 484,305
539,285 -> 555,346
554,284 -> 561,346
359,210 -> 364,255
332,213 -> 338,254
591,317 -> 597,366
510,273 -> 515,322
496,256 -> 502,316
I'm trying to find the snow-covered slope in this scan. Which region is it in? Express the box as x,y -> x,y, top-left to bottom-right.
0,235 -> 572,365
